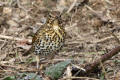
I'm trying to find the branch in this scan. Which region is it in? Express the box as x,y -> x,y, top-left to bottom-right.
66,0 -> 89,14
72,46 -> 120,76
85,46 -> 120,72
66,0 -> 77,13
0,34 -> 32,43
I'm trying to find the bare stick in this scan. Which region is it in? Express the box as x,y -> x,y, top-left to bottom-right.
17,0 -> 28,12
63,76 -> 99,80
72,46 -> 120,76
94,35 -> 120,44
0,69 -> 38,73
85,5 -> 110,22
0,64 -> 38,72
0,34 -> 32,43
85,46 -> 120,73
67,0 -> 77,13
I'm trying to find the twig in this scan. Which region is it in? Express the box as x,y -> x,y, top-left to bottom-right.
17,0 -> 28,12
100,60 -> 109,79
104,0 -> 114,5
94,35 -> 120,44
66,0 -> 89,14
72,46 -> 120,76
85,46 -> 120,72
0,39 -> 7,50
0,34 -> 32,43
66,66 -> 72,80
0,69 -> 38,73
0,64 -> 37,72
0,1 -> 8,6
67,0 -> 77,13
63,76 -> 99,80
85,5 -> 110,22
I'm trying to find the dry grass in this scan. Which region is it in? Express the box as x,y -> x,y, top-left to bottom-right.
0,0 -> 120,79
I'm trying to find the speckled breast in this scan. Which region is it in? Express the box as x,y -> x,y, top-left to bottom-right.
32,31 -> 65,57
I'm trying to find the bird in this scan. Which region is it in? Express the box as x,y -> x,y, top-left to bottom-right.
25,11 -> 66,69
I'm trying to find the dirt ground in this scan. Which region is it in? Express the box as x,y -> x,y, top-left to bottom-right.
0,0 -> 120,80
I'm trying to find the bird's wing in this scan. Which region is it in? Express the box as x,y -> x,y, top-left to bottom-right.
32,25 -> 46,44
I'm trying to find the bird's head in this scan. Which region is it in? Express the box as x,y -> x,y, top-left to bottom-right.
46,12 -> 63,30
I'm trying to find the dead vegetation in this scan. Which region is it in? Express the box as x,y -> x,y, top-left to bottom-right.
0,0 -> 120,80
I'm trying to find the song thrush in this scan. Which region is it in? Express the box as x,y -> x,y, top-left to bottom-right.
26,12 -> 66,69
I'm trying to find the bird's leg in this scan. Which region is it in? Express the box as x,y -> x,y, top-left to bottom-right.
36,55 -> 44,71
36,55 -> 44,76
31,55 -> 40,80
36,55 -> 40,70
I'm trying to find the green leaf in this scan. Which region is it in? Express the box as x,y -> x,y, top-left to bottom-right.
3,76 -> 15,80
99,72 -> 105,80
44,60 -> 71,80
